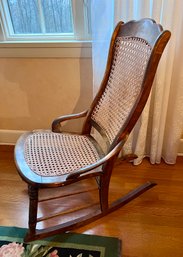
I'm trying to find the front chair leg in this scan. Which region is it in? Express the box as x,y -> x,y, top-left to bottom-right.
26,185 -> 38,241
99,175 -> 110,213
99,160 -> 116,213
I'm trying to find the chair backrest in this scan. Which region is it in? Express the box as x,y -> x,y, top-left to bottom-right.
82,19 -> 171,152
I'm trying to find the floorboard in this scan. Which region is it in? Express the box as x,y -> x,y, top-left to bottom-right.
0,145 -> 183,257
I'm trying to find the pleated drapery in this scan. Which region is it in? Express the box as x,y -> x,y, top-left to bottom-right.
91,0 -> 183,164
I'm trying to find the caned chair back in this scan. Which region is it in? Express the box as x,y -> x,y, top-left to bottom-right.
91,37 -> 151,144
83,19 -> 170,151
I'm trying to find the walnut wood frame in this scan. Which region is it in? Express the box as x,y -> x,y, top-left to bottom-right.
14,18 -> 171,242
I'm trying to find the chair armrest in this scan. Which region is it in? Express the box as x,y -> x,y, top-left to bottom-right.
66,138 -> 127,180
52,110 -> 88,132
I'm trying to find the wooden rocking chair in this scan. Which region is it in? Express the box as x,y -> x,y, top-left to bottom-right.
14,18 -> 171,242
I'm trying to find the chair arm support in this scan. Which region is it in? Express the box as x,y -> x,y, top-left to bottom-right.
66,139 -> 126,180
52,110 -> 88,132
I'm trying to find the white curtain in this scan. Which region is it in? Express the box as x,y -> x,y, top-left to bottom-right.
91,0 -> 183,164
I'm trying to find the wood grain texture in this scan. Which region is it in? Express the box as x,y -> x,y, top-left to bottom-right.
0,146 -> 183,257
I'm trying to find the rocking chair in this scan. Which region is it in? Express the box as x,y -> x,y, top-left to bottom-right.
14,18 -> 171,242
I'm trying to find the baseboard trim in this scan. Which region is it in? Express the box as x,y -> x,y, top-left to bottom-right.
0,130 -> 183,156
178,139 -> 183,156
0,129 -> 27,145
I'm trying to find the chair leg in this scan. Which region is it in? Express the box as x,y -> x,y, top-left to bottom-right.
99,175 -> 110,213
24,181 -> 156,242
25,185 -> 38,241
99,161 -> 116,213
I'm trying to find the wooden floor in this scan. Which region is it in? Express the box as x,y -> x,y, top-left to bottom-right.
0,145 -> 183,257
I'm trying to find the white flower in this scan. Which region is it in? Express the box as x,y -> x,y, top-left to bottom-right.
0,242 -> 24,257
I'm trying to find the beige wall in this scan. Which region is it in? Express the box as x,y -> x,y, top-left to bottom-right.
0,58 -> 93,133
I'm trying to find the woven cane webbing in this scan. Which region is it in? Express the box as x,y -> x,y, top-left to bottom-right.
24,132 -> 100,176
91,37 -> 152,143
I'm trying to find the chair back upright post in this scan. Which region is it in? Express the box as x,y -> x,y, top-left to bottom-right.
82,19 -> 171,212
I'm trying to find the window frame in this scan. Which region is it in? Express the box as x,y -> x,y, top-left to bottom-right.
0,0 -> 92,58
